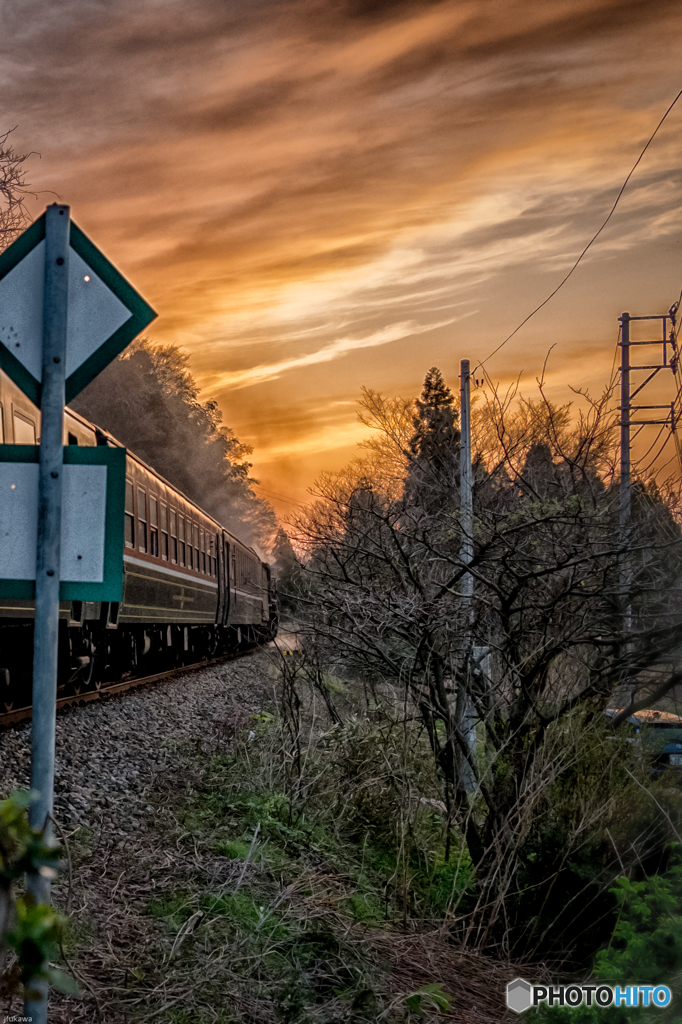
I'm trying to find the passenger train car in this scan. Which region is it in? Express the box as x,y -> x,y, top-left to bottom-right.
0,368 -> 278,716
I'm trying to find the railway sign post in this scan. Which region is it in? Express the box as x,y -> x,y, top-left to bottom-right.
0,207 -> 156,405
0,444 -> 127,600
0,205 -> 155,1024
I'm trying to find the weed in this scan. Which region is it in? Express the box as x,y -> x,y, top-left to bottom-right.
147,891 -> 194,929
217,839 -> 251,860
345,892 -> 384,925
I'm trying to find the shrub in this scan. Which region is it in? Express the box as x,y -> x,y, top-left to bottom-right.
541,848 -> 682,1021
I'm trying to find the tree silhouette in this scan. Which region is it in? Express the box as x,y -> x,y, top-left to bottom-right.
406,366 -> 460,502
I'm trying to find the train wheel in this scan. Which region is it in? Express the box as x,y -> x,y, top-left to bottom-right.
207,627 -> 220,658
66,635 -> 97,693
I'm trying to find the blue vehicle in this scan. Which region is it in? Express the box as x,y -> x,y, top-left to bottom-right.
607,708 -> 682,770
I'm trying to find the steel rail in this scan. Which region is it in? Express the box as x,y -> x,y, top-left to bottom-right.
0,646 -> 260,729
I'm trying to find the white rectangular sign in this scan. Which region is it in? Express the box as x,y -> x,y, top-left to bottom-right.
0,462 -> 107,582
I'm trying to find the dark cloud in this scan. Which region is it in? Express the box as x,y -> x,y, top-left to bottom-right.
1,0 -> 681,508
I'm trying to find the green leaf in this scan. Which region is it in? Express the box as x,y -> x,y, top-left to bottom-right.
405,982 -> 453,1018
47,967 -> 80,995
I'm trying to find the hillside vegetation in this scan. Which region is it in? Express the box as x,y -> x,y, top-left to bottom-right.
71,340 -> 279,556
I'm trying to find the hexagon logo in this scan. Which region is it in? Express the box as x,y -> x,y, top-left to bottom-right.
507,978 -> 532,1013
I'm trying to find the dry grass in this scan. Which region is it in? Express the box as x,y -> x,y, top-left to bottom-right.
3,655 -> 529,1023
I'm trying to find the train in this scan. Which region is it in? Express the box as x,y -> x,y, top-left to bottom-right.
0,368 -> 278,717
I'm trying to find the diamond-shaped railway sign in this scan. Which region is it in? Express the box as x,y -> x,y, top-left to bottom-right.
0,212 -> 156,405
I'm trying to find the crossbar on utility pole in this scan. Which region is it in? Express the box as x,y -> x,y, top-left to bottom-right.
25,203 -> 70,1024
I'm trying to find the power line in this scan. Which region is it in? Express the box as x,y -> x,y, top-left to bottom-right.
255,486 -> 309,508
475,86 -> 682,372
608,323 -> 622,389
635,423 -> 669,475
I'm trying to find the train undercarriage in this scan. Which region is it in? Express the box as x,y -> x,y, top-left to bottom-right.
0,618 -> 274,715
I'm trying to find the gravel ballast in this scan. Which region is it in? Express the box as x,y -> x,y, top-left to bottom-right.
0,651 -> 277,1022
0,653 -> 273,832
0,643 -> 513,1024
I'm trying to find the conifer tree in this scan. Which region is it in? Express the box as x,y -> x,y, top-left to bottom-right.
405,366 -> 460,502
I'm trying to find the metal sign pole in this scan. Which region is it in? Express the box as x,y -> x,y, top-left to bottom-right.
25,203 -> 70,1024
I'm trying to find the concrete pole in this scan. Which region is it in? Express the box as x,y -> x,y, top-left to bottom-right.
460,359 -> 473,602
458,359 -> 476,792
620,312 -> 631,538
25,203 -> 70,1024
619,313 -> 631,640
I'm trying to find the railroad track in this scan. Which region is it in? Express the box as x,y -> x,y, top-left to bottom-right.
0,646 -> 260,729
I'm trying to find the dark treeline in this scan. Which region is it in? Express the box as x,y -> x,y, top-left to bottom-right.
71,339 -> 280,556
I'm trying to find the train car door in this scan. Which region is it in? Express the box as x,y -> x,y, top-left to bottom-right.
216,532 -> 227,625
222,535 -> 231,626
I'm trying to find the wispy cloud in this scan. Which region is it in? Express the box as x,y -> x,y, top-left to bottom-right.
203,315 -> 471,390
4,0 -> 682,504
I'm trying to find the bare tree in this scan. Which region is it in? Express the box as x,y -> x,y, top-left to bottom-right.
0,129 -> 34,252
289,373 -> 682,959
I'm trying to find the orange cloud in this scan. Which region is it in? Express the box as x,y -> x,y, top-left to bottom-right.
2,0 -> 682,502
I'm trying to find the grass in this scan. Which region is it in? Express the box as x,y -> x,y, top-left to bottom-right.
216,838 -> 252,859
119,692 -> 472,1020
35,653 -> 513,1023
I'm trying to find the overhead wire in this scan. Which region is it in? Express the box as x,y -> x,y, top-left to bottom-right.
474,86 -> 682,373
637,425 -> 671,476
608,323 -> 622,389
255,486 -> 310,509
664,292 -> 682,477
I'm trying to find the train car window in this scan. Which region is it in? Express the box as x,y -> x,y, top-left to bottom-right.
178,515 -> 186,566
149,495 -> 159,557
67,433 -> 79,446
186,520 -> 193,569
160,502 -> 169,560
209,537 -> 215,577
169,508 -> 178,563
137,487 -> 148,553
124,479 -> 135,548
13,412 -> 36,445
200,529 -> 206,573
0,405 -> 4,443
193,523 -> 200,571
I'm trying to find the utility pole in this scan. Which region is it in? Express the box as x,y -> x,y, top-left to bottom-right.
25,204 -> 70,1024
619,312 -> 631,541
460,358 -> 473,602
458,359 -> 476,792
618,307 -> 679,642
618,307 -> 678,467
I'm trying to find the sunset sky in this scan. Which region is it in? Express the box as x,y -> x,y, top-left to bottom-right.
3,0 -> 682,512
